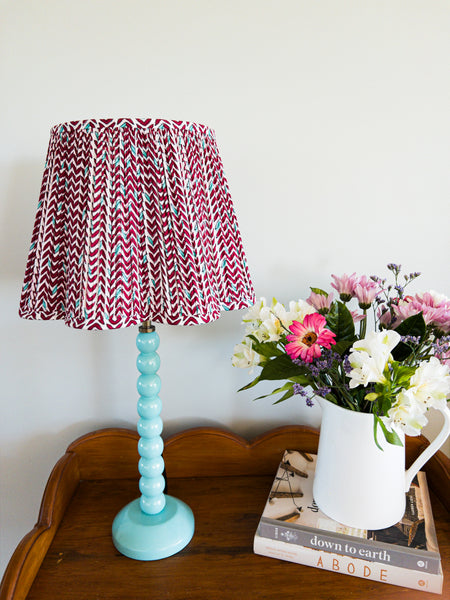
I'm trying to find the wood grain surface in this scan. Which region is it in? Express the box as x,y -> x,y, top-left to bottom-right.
1,426 -> 449,600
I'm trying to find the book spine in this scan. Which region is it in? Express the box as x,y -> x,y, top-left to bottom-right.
253,535 -> 443,595
258,518 -> 441,574
418,471 -> 440,554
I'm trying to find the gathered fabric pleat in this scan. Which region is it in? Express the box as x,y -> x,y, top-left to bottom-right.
19,118 -> 255,329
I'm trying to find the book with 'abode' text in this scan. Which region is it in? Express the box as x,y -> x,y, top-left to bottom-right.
254,450 -> 443,594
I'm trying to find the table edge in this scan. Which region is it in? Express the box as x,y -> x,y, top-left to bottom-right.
1,425 -> 448,600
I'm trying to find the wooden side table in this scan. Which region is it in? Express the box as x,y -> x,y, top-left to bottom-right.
1,426 -> 449,599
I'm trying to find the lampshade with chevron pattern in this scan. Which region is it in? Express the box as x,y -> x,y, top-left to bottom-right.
19,118 -> 255,329
18,118 -> 255,562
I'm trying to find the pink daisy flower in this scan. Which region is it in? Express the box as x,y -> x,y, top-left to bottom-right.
354,276 -> 381,310
331,273 -> 358,302
394,292 -> 450,333
350,310 -> 366,323
286,313 -> 336,363
307,291 -> 334,313
377,306 -> 395,328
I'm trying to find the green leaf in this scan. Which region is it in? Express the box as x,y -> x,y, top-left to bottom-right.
394,312 -> 426,337
326,301 -> 356,342
391,313 -> 426,361
273,387 -> 295,404
249,338 -> 284,358
391,343 -> 411,362
333,340 -> 354,356
310,287 -> 328,297
259,354 -> 307,381
288,374 -> 313,385
373,416 -> 383,451
391,363 -> 416,388
374,415 -> 403,448
238,375 -> 261,392
254,381 -> 293,401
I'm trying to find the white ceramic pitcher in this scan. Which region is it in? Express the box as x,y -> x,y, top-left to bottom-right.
313,398 -> 450,530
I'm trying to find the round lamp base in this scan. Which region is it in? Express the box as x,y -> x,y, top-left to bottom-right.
112,495 -> 194,560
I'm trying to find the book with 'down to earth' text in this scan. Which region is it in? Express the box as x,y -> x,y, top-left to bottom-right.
254,450 -> 443,594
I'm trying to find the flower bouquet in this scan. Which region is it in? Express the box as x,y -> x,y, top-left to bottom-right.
232,264 -> 450,447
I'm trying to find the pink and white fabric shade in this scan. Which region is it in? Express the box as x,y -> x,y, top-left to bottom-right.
19,118 -> 255,329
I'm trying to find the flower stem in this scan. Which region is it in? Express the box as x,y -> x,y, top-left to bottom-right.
359,310 -> 367,338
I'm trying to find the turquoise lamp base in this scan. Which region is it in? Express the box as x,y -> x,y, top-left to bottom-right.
112,495 -> 195,560
112,323 -> 195,560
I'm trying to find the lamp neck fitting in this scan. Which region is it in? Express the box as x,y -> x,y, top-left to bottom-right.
139,320 -> 155,333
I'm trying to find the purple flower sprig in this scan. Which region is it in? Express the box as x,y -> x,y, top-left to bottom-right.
315,386 -> 331,399
387,263 -> 401,275
401,335 -> 421,345
292,349 -> 359,409
293,348 -> 341,373
293,384 -> 314,406
433,336 -> 450,364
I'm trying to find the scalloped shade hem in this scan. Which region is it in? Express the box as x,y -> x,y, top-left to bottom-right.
18,295 -> 255,330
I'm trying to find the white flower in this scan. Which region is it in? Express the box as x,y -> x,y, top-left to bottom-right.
285,299 -> 316,326
387,389 -> 429,436
242,297 -> 316,343
257,312 -> 285,342
406,357 -> 450,410
352,330 -> 401,357
231,339 -> 261,370
347,351 -> 387,388
347,330 -> 401,389
244,298 -> 294,343
258,299 -> 291,342
270,300 -> 290,322
242,298 -> 270,340
242,297 -> 269,324
386,357 -> 450,435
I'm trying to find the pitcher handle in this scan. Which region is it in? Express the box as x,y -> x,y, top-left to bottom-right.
404,404 -> 450,492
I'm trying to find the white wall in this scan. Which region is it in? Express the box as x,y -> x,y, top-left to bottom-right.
1,0 -> 449,577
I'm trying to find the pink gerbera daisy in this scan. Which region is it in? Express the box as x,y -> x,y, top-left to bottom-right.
286,313 -> 336,363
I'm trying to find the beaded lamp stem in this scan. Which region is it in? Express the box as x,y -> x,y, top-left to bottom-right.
136,321 -> 165,515
112,321 -> 195,560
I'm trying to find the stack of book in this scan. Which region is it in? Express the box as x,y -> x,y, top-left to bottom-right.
254,449 -> 443,594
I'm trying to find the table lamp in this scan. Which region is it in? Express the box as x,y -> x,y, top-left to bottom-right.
18,118 -> 255,560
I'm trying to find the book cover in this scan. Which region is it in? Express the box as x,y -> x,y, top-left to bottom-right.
255,450 -> 441,575
254,535 -> 443,594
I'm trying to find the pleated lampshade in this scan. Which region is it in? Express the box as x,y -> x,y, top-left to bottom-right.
19,118 -> 255,329
18,117 -> 255,561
